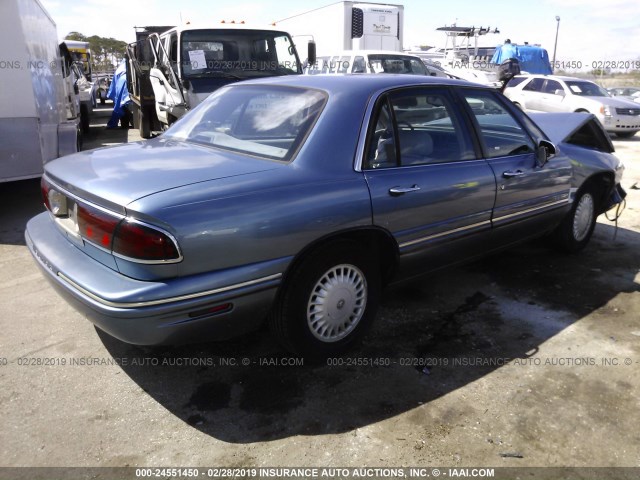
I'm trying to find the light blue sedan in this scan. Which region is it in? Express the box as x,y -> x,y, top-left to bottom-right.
26,75 -> 626,357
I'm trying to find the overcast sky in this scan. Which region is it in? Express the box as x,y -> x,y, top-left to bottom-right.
41,0 -> 640,70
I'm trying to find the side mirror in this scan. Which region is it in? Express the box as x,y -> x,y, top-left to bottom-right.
554,89 -> 566,97
536,139 -> 556,166
307,40 -> 316,67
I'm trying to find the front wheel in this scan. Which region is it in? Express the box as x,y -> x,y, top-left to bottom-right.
270,241 -> 381,358
616,131 -> 636,139
138,106 -> 151,139
553,188 -> 597,253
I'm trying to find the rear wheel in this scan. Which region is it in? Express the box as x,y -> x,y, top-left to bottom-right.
553,188 -> 597,253
80,105 -> 90,134
270,241 -> 381,359
76,123 -> 83,152
138,105 -> 151,138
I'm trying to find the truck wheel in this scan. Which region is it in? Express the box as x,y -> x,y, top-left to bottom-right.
616,131 -> 636,139
139,106 -> 151,139
76,124 -> 83,152
100,96 -> 105,105
553,187 -> 597,253
270,241 -> 381,359
80,106 -> 90,134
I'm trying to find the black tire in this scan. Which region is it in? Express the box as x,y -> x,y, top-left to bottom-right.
139,106 -> 151,139
616,131 -> 636,139
100,97 -> 106,105
80,106 -> 90,134
553,187 -> 598,253
76,124 -> 82,152
270,241 -> 381,359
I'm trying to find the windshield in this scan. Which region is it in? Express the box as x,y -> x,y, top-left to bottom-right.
165,85 -> 327,161
181,29 -> 301,78
565,81 -> 610,97
368,55 -> 427,75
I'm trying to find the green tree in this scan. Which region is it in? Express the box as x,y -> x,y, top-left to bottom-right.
64,32 -> 127,71
65,31 -> 87,41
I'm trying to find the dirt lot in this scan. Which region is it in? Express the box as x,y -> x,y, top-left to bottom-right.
0,106 -> 639,476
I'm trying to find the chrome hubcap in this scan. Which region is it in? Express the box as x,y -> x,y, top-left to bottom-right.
307,264 -> 367,343
573,193 -> 594,242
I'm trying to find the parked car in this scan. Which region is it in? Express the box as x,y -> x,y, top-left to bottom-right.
607,87 -> 640,103
93,72 -> 113,104
27,75 -> 626,357
306,50 -> 444,76
504,75 -> 640,138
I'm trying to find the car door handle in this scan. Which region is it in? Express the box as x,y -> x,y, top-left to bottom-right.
502,170 -> 525,178
389,185 -> 421,196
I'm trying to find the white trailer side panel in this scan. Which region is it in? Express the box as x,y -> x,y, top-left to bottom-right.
274,2 -> 403,55
275,3 -> 351,55
0,0 -> 37,118
1,0 -> 71,182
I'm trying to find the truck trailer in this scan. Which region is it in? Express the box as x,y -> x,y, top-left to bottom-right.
126,23 -> 315,138
273,2 -> 404,55
0,0 -> 80,183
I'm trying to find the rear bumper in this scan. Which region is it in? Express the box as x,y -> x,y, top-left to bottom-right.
26,212 -> 281,345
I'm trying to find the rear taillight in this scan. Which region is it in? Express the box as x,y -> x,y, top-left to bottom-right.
77,203 -> 119,249
112,220 -> 180,262
41,177 -> 51,211
41,176 -> 68,216
41,179 -> 181,263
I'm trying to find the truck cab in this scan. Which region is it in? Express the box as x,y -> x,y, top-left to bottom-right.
62,40 -> 96,133
127,23 -> 313,137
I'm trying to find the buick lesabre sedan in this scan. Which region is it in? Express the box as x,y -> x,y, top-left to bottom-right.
27,75 -> 626,357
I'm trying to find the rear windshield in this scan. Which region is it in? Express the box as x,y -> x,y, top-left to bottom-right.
368,54 -> 427,75
165,85 -> 327,161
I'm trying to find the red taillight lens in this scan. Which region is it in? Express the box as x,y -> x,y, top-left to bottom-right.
46,191 -> 180,263
41,177 -> 51,212
113,221 -> 180,262
77,204 -> 119,249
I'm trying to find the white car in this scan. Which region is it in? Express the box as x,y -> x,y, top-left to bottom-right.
504,75 -> 640,138
306,50 -> 444,76
608,87 -> 640,103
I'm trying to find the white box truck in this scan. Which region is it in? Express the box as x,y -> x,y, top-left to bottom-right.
0,0 -> 80,183
273,2 -> 404,55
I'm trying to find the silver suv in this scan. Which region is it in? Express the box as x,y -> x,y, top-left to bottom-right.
504,75 -> 640,138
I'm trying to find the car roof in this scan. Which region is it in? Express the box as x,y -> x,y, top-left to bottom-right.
326,50 -> 424,58
512,74 -> 596,83
231,74 -> 487,94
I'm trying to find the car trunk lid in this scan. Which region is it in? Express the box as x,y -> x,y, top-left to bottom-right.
45,138 -> 282,212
